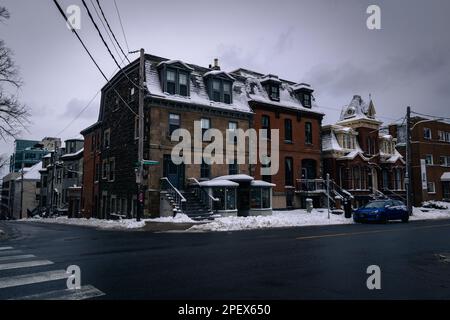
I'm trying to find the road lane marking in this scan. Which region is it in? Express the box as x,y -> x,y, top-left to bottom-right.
0,250 -> 22,256
0,247 -> 13,251
0,254 -> 35,262
0,269 -> 68,289
296,223 -> 450,240
0,260 -> 53,271
13,285 -> 105,300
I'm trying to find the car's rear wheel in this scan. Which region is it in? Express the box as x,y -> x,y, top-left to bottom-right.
401,216 -> 409,223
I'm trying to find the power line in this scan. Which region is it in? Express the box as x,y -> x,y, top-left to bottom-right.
81,0 -> 142,91
113,0 -> 130,53
95,0 -> 130,63
52,0 -> 137,117
410,110 -> 450,121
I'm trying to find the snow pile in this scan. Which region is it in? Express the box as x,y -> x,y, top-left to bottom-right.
412,207 -> 450,220
147,214 -> 196,223
23,216 -> 146,230
188,209 -> 352,232
421,200 -> 449,210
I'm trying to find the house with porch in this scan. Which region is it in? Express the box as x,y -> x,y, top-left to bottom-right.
321,95 -> 406,208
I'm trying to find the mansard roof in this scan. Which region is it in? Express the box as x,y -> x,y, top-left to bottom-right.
338,95 -> 380,124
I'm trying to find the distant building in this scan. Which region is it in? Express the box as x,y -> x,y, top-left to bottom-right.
390,117 -> 450,205
1,172 -> 20,219
12,162 -> 42,219
9,139 -> 47,172
38,139 -> 83,216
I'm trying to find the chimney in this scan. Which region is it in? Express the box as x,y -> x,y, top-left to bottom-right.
212,58 -> 220,70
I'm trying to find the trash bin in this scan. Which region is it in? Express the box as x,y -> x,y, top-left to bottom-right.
306,198 -> 313,213
344,199 -> 352,218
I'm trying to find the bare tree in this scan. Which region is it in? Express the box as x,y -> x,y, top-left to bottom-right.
0,6 -> 29,141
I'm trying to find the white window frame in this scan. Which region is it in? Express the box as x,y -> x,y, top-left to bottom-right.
425,154 -> 433,165
424,127 -> 432,140
427,182 -> 436,194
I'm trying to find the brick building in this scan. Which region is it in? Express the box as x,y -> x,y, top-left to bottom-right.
390,117 -> 450,205
80,53 -> 323,218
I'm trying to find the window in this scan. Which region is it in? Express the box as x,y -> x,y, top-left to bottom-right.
228,121 -> 237,144
440,156 -> 450,167
425,154 -> 433,165
179,72 -> 188,96
270,85 -> 279,100
166,69 -> 176,94
228,161 -> 238,175
261,115 -> 271,139
95,163 -> 101,182
130,87 -> 135,102
353,166 -> 361,190
102,159 -> 109,179
223,82 -> 232,104
212,80 -> 221,102
305,122 -> 313,144
200,158 -> 210,178
284,119 -> 292,142
424,127 -> 432,140
447,132 -> 450,142
169,113 -> 180,136
438,131 -> 446,141
250,188 -> 271,209
109,158 -> 115,181
201,118 -> 210,136
427,182 -> 436,193
285,157 -> 293,186
103,129 -> 110,149
303,93 -> 311,108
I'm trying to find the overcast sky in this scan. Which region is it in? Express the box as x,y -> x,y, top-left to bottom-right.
1,0 -> 450,178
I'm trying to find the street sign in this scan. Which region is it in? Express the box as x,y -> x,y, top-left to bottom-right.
142,160 -> 159,165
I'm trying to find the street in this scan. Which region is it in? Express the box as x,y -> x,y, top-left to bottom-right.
1,219 -> 450,300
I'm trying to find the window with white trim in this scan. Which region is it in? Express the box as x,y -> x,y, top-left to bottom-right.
425,154 -> 433,165
427,182 -> 436,193
424,127 -> 432,140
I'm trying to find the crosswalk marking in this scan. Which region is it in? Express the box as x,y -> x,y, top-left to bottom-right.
0,254 -> 35,262
0,250 -> 22,256
0,247 -> 13,251
0,269 -> 68,289
0,260 -> 53,271
13,285 -> 105,300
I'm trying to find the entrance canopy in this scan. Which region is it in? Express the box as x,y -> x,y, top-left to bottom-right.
441,172 -> 450,182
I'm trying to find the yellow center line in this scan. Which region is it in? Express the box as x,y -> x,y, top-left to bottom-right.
296,223 -> 450,240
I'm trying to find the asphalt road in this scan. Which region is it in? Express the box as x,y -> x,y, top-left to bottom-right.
1,219 -> 450,300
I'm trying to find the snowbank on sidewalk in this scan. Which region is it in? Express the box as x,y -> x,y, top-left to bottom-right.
22,216 -> 146,230
148,214 -> 196,223
412,207 -> 450,220
188,209 -> 352,232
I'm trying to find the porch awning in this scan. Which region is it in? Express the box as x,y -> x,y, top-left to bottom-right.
441,172 -> 450,182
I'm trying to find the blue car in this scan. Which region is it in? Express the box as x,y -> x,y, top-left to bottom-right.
353,199 -> 409,223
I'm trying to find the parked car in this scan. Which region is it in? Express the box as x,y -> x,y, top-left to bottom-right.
353,199 -> 409,223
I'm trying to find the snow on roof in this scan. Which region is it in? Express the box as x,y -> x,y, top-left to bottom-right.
61,148 -> 84,159
260,74 -> 282,84
337,151 -> 368,161
145,60 -> 252,114
251,180 -> 276,187
203,70 -> 235,81
213,174 -> 254,182
145,56 -> 323,116
379,134 -> 393,140
338,95 -> 380,124
156,59 -> 194,71
441,172 -> 450,182
291,83 -> 313,91
43,153 -> 51,159
199,179 -> 239,187
322,131 -> 343,152
16,161 -> 42,181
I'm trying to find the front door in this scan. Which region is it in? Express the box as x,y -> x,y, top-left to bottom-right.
443,182 -> 450,200
163,155 -> 185,190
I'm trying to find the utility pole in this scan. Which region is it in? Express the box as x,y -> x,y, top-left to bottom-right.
19,162 -> 24,219
136,48 -> 145,222
406,106 -> 413,216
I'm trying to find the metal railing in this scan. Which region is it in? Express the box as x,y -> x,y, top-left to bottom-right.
187,178 -> 219,212
296,179 -> 326,193
160,177 -> 186,215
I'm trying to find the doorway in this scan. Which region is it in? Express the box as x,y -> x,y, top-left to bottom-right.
163,154 -> 185,190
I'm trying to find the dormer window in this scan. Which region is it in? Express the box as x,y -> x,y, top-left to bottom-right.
157,60 -> 193,97
166,69 -> 176,94
203,70 -> 235,104
270,85 -> 280,101
292,83 -> 314,108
